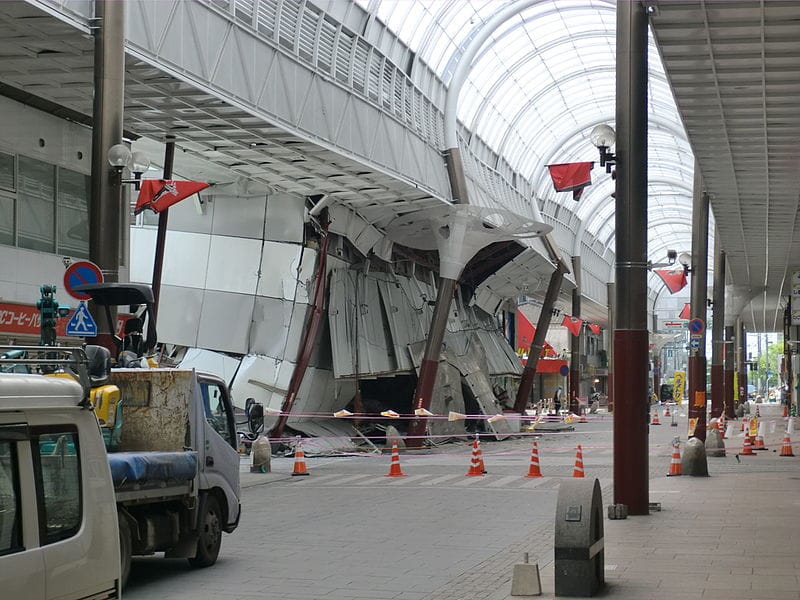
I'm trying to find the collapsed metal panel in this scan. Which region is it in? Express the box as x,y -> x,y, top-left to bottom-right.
376,274 -> 434,372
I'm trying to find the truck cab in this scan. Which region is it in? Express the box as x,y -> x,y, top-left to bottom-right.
0,373 -> 121,599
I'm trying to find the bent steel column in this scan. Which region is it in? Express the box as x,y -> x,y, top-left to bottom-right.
90,0 -> 125,344
710,239 -> 725,419
514,263 -> 566,413
613,0 -> 649,515
151,136 -> 176,320
689,166 -> 710,442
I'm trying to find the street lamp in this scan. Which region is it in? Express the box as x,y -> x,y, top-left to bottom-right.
590,124 -> 616,173
107,143 -> 151,189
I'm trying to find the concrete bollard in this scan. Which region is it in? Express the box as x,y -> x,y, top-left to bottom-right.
250,435 -> 272,473
682,437 -> 709,476
554,478 -> 605,596
705,428 -> 726,457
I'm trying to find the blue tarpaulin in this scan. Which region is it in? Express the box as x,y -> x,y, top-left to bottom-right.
108,451 -> 198,487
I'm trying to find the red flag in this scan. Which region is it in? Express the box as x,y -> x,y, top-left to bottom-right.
588,323 -> 601,336
547,162 -> 594,201
134,179 -> 210,214
561,314 -> 583,336
678,303 -> 691,320
654,268 -> 688,294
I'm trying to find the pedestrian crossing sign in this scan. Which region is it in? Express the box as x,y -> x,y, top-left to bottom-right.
65,301 -> 97,337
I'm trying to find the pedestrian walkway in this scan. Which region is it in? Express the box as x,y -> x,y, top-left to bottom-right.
125,412 -> 799,600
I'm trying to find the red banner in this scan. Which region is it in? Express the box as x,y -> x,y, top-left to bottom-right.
588,323 -> 601,336
547,162 -> 594,200
134,179 -> 210,214
654,268 -> 688,294
678,303 -> 691,320
0,302 -> 129,338
561,314 -> 583,336
516,311 -> 557,363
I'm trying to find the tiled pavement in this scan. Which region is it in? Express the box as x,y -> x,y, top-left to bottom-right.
124,406 -> 800,600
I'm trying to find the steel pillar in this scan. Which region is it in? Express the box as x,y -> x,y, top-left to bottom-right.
724,325 -> 735,419
569,257 -> 582,414
688,163 -> 709,442
607,282 -> 615,413
710,240 -> 725,419
89,0 -> 125,344
613,0 -> 649,515
514,264 -> 566,413
736,319 -> 746,417
151,137 -> 176,320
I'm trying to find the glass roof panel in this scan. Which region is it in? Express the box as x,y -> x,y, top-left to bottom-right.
354,0 -> 694,295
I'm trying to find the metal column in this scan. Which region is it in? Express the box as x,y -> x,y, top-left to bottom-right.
607,282 -> 615,413
736,319 -> 747,417
710,240 -> 725,419
724,324 -> 735,418
151,137 -> 176,320
569,257 -> 582,414
613,0 -> 649,515
514,263 -> 566,413
89,0 -> 125,344
688,163 -> 710,441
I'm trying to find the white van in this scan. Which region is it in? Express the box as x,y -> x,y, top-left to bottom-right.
0,374 -> 120,599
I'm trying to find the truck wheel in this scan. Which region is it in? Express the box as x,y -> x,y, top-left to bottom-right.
189,495 -> 222,568
118,513 -> 132,589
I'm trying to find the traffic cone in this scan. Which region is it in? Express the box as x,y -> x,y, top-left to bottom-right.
291,438 -> 310,476
651,410 -> 661,425
740,434 -> 755,456
719,413 -> 726,434
784,405 -> 789,418
476,437 -> 487,474
753,422 -> 767,450
466,439 -> 484,476
664,405 -> 671,417
779,433 -> 795,457
579,408 -> 587,424
572,445 -> 585,478
385,441 -> 406,477
666,440 -> 682,476
525,439 -> 543,478
756,406 -> 761,418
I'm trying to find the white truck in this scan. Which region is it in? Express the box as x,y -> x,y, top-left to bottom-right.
0,346 -> 241,598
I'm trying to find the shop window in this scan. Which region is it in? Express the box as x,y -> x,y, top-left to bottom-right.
0,152 -> 14,191
18,156 -> 56,253
57,168 -> 90,259
0,192 -> 13,247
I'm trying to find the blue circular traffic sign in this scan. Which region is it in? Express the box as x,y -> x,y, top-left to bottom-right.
63,261 -> 104,300
688,318 -> 705,335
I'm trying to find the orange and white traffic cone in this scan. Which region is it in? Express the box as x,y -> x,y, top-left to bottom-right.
753,422 -> 767,450
664,405 -> 671,417
784,405 -> 789,418
666,440 -> 682,476
572,445 -> 585,478
291,437 -> 310,476
756,406 -> 761,418
740,434 -> 755,456
475,435 -> 487,474
525,438 -> 543,478
466,438 -> 484,476
579,408 -> 587,424
385,441 -> 406,477
779,433 -> 795,457
651,410 -> 661,425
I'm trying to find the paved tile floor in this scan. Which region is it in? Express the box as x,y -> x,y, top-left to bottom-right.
124,405 -> 800,599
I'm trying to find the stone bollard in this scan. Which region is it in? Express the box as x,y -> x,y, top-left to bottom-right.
705,427 -> 726,457
682,437 -> 709,476
554,478 -> 605,596
250,435 -> 272,473
385,425 -> 406,450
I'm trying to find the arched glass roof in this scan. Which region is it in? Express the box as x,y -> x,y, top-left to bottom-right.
355,0 -> 712,279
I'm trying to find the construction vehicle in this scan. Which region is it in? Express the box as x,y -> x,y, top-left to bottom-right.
0,284 -> 241,596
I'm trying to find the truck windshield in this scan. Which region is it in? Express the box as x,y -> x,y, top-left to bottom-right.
199,381 -> 236,449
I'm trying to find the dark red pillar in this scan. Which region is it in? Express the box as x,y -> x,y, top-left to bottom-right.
612,0 -> 649,515
688,166 -> 709,442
